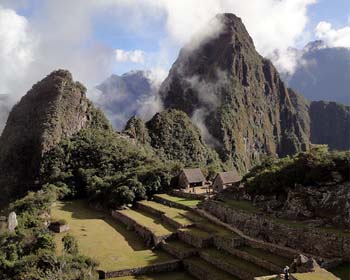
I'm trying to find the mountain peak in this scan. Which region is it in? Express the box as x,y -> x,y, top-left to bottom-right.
0,70 -> 109,202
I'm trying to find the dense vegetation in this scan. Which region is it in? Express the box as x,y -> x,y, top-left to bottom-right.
40,128 -> 180,208
0,186 -> 98,280
244,145 -> 350,196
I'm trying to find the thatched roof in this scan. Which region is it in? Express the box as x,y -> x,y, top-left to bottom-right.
182,168 -> 205,183
216,170 -> 241,184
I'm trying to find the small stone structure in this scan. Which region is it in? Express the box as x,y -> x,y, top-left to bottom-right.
213,170 -> 241,192
49,222 -> 70,233
178,168 -> 205,189
7,212 -> 18,232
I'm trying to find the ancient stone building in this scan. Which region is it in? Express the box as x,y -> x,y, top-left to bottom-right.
213,170 -> 241,192
178,168 -> 205,189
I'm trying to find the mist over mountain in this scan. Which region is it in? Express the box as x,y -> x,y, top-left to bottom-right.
285,40 -> 350,105
93,70 -> 163,130
159,13 -> 311,172
0,95 -> 11,133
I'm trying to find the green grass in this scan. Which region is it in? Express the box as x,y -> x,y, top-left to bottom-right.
155,194 -> 201,208
51,200 -> 173,272
329,262 -> 350,280
185,257 -> 239,280
112,271 -> 196,280
119,208 -> 175,237
203,248 -> 272,276
237,246 -> 292,267
293,268 -> 341,280
164,240 -> 196,254
138,200 -> 195,226
222,199 -> 260,214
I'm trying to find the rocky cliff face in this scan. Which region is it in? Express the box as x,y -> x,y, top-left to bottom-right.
309,101 -> 350,150
160,13 -> 310,171
124,109 -> 220,166
0,70 -> 110,202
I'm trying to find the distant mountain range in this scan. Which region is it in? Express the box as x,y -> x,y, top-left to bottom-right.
284,40 -> 350,105
93,70 -> 161,130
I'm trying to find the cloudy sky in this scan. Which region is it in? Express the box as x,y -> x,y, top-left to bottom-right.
0,0 -> 349,102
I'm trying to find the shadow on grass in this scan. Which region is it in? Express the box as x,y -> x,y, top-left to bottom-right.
59,200 -> 148,251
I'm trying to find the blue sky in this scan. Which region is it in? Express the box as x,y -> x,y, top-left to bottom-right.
0,0 -> 349,98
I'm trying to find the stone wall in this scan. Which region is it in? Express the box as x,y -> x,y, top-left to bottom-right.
178,228 -> 213,248
202,200 -> 350,260
99,260 -> 181,279
213,235 -> 245,251
170,190 -> 205,200
160,241 -> 198,259
111,210 -> 173,246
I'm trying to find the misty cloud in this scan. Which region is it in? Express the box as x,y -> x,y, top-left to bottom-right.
315,21 -> 350,48
115,49 -> 146,64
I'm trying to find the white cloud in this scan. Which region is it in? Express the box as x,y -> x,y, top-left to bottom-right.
315,21 -> 350,48
0,5 -> 36,96
115,49 -> 146,64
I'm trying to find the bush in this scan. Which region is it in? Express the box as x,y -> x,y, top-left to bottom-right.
62,235 -> 79,255
244,148 -> 350,196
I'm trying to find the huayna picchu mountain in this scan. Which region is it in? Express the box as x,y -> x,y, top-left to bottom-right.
160,13 -> 311,171
0,70 -> 110,203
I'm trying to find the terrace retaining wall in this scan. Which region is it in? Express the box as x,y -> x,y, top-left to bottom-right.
170,190 -> 205,200
98,259 -> 181,279
160,241 -> 198,259
202,200 -> 350,260
178,228 -> 213,248
200,251 -> 253,280
111,210 -> 173,246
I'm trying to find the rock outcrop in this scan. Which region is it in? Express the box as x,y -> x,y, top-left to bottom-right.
0,70 -> 110,203
124,109 -> 220,166
159,13 -> 310,171
309,101 -> 350,150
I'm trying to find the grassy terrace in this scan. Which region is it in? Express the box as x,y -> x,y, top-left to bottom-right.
138,200 -> 195,226
185,257 -> 239,280
180,227 -> 212,239
203,248 -> 272,277
237,246 -> 292,267
51,200 -> 173,272
140,199 -> 234,237
292,268 -> 341,280
112,271 -> 196,280
154,194 -> 201,208
221,199 -> 350,238
118,208 -> 175,236
164,240 -> 197,254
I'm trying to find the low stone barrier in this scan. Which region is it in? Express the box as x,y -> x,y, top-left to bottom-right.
214,235 -> 244,251
98,259 -> 181,279
111,210 -> 173,246
202,200 -> 350,260
170,190 -> 205,200
200,251 -> 252,280
178,228 -> 213,248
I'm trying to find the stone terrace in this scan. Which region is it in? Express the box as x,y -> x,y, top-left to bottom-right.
110,193 -> 312,280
